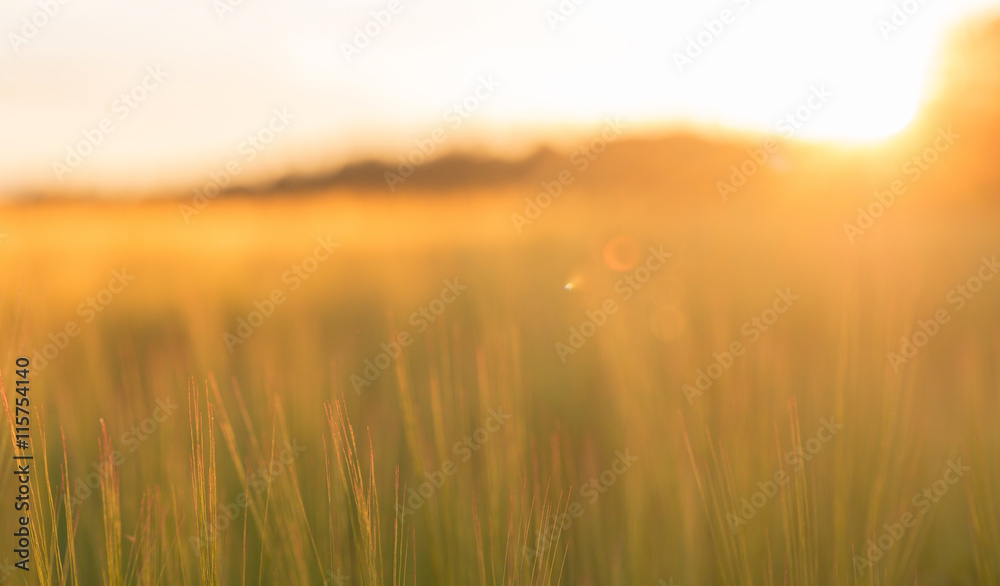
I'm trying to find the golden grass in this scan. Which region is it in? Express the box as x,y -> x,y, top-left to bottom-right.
0,181 -> 997,584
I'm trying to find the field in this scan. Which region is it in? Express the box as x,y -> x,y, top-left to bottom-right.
1,131 -> 999,585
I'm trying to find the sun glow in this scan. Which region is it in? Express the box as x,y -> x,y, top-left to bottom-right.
644,0 -> 966,144
2,0 -> 999,190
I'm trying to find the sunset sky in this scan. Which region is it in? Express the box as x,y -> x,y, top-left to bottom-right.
2,0 -> 999,194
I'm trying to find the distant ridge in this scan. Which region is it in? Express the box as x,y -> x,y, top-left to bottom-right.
221,132 -> 751,197
225,148 -> 564,196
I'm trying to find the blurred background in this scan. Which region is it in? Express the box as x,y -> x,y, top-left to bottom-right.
1,0 -> 999,195
2,1 -> 1000,585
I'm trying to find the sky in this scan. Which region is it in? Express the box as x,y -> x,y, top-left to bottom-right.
2,0 -> 999,194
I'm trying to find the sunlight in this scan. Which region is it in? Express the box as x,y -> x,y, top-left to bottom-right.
651,0 -> 963,143
2,0 -> 999,190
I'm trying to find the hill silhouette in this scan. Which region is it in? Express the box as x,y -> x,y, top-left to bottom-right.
210,15 -> 1000,210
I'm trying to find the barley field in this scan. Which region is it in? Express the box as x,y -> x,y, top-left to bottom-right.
1,119 -> 999,586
